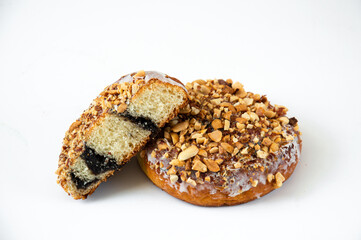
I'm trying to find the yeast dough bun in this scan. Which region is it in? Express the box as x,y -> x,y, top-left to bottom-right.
138,79 -> 301,206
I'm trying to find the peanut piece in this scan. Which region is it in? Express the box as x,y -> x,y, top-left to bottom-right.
275,172 -> 285,188
203,159 -> 220,172
172,121 -> 189,132
178,145 -> 199,160
169,174 -> 178,183
221,142 -> 234,154
211,119 -> 223,129
208,130 -> 222,142
170,133 -> 179,144
192,160 -> 207,172
117,103 -> 127,113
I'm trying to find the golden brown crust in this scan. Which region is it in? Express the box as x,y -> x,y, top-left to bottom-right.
138,78 -> 302,206
56,71 -> 188,199
138,146 -> 300,206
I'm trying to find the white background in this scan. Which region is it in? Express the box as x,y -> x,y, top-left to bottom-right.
1,0 -> 360,239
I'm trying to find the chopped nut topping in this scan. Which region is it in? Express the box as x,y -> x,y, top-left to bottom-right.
169,174 -> 178,183
203,159 -> 220,172
198,149 -> 207,157
200,85 -> 211,94
236,104 -> 248,112
234,162 -> 242,168
236,123 -> 245,130
191,133 -> 203,139
194,79 -> 206,85
274,125 -> 282,132
221,102 -> 236,113
230,96 -> 239,102
250,178 -> 258,187
232,147 -> 240,156
178,145 -> 199,160
172,121 -> 189,132
170,133 -> 179,144
167,166 -> 177,175
223,111 -> 232,120
221,142 -> 234,154
253,94 -> 261,101
267,174 -> 274,183
256,107 -> 265,116
241,112 -> 250,121
240,147 -> 248,155
257,150 -> 268,159
196,137 -> 205,144
232,82 -> 243,90
213,109 -> 221,118
264,110 -> 276,118
289,117 -> 298,126
211,98 -> 222,105
249,112 -> 259,122
192,160 -> 207,172
208,130 -> 222,142
169,159 -> 185,167
185,161 -> 191,171
143,78 -> 301,194
244,98 -> 253,106
194,121 -> 202,130
275,172 -> 285,188
164,131 -> 170,140
236,117 -> 247,124
215,159 -> 223,165
191,107 -> 200,115
278,117 -> 289,126
169,119 -> 179,126
285,135 -> 294,141
133,70 -> 145,78
211,119 -> 223,129
179,135 -> 185,144
186,178 -> 197,187
224,120 -> 230,130
270,143 -> 279,153
209,147 -> 219,153
158,142 -> 168,150
117,103 -> 127,113
262,137 -> 272,146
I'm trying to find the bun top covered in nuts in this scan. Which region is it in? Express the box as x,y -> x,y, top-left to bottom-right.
118,70 -> 187,93
56,71 -> 187,193
142,79 -> 302,197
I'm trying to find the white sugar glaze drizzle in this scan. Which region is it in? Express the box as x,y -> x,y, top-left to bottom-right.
222,136 -> 301,197
117,71 -> 187,92
146,136 -> 301,197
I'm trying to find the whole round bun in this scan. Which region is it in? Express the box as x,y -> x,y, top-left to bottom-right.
138,79 -> 302,206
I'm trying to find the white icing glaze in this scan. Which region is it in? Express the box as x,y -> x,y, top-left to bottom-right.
118,71 -> 187,91
178,181 -> 190,193
146,136 -> 301,198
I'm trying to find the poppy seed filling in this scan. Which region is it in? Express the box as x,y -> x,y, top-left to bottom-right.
70,172 -> 99,190
119,111 -> 159,135
80,144 -> 121,175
